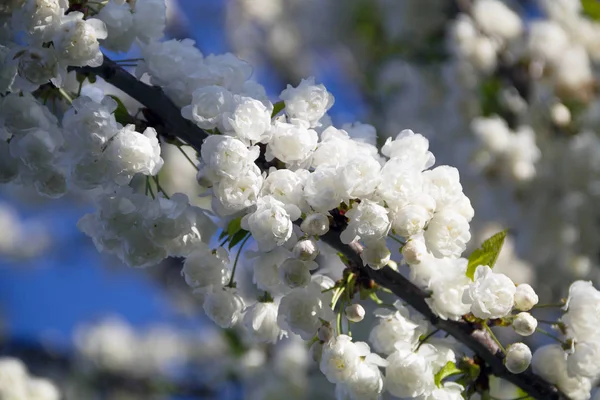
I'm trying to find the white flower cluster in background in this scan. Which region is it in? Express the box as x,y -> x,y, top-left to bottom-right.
0,202 -> 50,259
471,117 -> 541,182
0,357 -> 60,400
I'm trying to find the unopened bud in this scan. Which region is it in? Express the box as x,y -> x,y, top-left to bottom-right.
345,304 -> 365,322
514,284 -> 538,311
300,213 -> 329,236
293,238 -> 319,261
505,342 -> 532,374
401,238 -> 428,265
512,312 -> 537,336
551,103 -> 571,127
317,324 -> 333,343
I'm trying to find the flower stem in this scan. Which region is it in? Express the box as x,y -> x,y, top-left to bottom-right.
176,145 -> 199,171
483,321 -> 506,354
388,234 -> 405,245
58,88 -> 73,104
417,328 -> 441,350
536,328 -> 564,344
153,175 -> 170,199
145,176 -> 155,199
227,234 -> 251,288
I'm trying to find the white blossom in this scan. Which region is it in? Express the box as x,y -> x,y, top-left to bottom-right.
280,77 -> 334,127
203,288 -> 245,328
52,12 -> 107,67
226,95 -> 272,145
243,302 -> 282,343
242,195 -> 293,252
320,335 -> 368,383
267,120 -> 318,168
340,200 -> 390,245
424,210 -> 471,259
181,85 -> 235,130
463,265 -> 516,319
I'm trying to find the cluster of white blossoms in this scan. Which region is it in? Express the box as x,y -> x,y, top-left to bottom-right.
471,116 -> 541,182
532,281 -> 600,400
3,1 -> 600,399
1,0 -> 107,92
0,357 -> 60,400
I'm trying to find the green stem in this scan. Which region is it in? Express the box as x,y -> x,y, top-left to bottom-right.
533,303 -> 565,309
58,88 -> 73,104
536,320 -> 560,325
331,286 -> 346,310
145,176 -> 155,199
417,328 -> 441,350
388,234 -> 405,245
535,328 -> 564,344
219,237 -> 228,248
336,299 -> 345,336
77,79 -> 84,97
483,321 -> 506,354
227,234 -> 251,288
176,145 -> 199,171
153,175 -> 170,199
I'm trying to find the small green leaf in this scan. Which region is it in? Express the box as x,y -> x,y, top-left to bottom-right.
434,361 -> 462,387
227,216 -> 243,237
229,229 -> 249,249
108,95 -> 132,125
466,230 -> 508,280
582,0 -> 600,20
271,101 -> 285,118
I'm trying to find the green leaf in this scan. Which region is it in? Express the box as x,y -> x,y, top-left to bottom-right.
271,101 -> 285,118
479,76 -> 502,117
466,230 -> 508,280
226,216 -> 243,237
434,361 -> 462,387
228,229 -> 249,249
108,95 -> 132,125
218,230 -> 228,241
582,0 -> 600,20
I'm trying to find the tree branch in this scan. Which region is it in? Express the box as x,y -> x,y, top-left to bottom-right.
73,57 -> 568,400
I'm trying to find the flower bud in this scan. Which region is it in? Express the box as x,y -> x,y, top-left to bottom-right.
318,324 -> 334,343
505,342 -> 532,374
514,284 -> 538,311
279,258 -> 311,288
512,312 -> 537,336
345,304 -> 365,322
300,213 -> 329,236
551,103 -> 571,127
401,238 -> 428,265
293,238 -> 319,261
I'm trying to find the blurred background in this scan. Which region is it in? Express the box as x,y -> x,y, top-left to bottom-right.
2,0 -> 600,398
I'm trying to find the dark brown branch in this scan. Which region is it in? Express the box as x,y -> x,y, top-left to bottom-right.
74,56 -> 568,400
